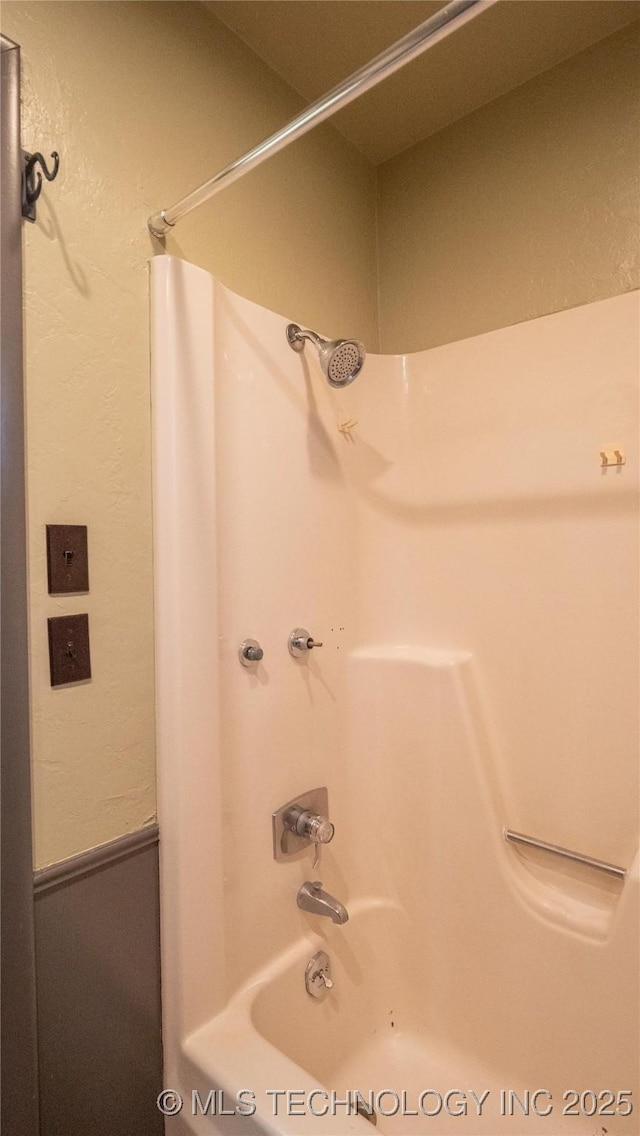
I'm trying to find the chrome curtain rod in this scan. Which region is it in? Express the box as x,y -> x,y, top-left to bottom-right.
148,0 -> 495,238
504,829 -> 627,880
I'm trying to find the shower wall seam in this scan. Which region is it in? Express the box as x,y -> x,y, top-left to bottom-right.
373,169 -> 383,354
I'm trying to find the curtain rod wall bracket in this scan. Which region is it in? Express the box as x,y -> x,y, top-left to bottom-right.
149,209 -> 175,240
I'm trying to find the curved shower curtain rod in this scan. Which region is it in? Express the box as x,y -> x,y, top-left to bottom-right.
148,0 -> 496,238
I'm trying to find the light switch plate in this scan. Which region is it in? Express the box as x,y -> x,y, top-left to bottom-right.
48,613 -> 91,686
46,525 -> 89,594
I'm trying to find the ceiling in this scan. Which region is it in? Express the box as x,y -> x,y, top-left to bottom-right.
204,0 -> 640,164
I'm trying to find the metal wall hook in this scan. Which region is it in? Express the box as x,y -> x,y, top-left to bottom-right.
22,150 -> 60,222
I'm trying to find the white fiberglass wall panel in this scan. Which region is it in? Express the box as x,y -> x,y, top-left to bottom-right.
152,257 -> 638,1134
342,291 -> 639,869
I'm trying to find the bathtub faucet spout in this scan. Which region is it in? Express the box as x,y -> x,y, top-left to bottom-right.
297,881 -> 349,925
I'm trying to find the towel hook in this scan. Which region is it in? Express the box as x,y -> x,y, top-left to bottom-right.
22,150 -> 60,222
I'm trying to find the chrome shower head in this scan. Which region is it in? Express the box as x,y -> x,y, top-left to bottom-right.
286,323 -> 365,387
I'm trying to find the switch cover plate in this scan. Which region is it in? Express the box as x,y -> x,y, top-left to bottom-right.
48,614 -> 92,686
46,524 -> 89,594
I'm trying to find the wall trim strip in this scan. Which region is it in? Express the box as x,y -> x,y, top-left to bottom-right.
1,32 -> 41,1136
33,823 -> 160,895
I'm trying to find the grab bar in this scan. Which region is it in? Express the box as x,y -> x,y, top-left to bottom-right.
504,829 -> 626,880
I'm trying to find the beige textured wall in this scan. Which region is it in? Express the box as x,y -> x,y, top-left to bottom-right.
0,1 -> 378,868
377,22 -> 640,353
3,1 -> 638,869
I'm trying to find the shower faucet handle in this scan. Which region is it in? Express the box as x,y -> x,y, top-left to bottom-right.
239,638 -> 264,667
283,807 -> 334,845
273,787 -> 332,861
289,628 -> 323,658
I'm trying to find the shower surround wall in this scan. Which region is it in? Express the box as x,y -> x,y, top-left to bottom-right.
152,255 -> 639,1134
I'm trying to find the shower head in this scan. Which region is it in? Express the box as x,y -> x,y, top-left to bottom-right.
286,323 -> 365,387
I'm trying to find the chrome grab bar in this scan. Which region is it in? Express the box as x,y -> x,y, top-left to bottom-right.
504,828 -> 626,880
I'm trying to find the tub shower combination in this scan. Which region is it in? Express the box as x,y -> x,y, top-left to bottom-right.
148,8 -> 637,1130
151,253 -> 639,1135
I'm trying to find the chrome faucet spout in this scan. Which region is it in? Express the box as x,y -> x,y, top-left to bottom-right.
297,880 -> 349,925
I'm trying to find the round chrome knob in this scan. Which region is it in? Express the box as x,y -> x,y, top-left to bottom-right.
289,627 -> 323,658
283,809 -> 334,844
239,638 -> 264,667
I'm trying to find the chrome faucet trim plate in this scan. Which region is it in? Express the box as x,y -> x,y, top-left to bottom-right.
305,950 -> 333,997
272,787 -> 333,861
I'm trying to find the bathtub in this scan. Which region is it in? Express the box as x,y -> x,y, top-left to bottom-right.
171,879 -> 638,1135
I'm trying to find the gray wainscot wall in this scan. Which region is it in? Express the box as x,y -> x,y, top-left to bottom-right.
33,824 -> 164,1136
